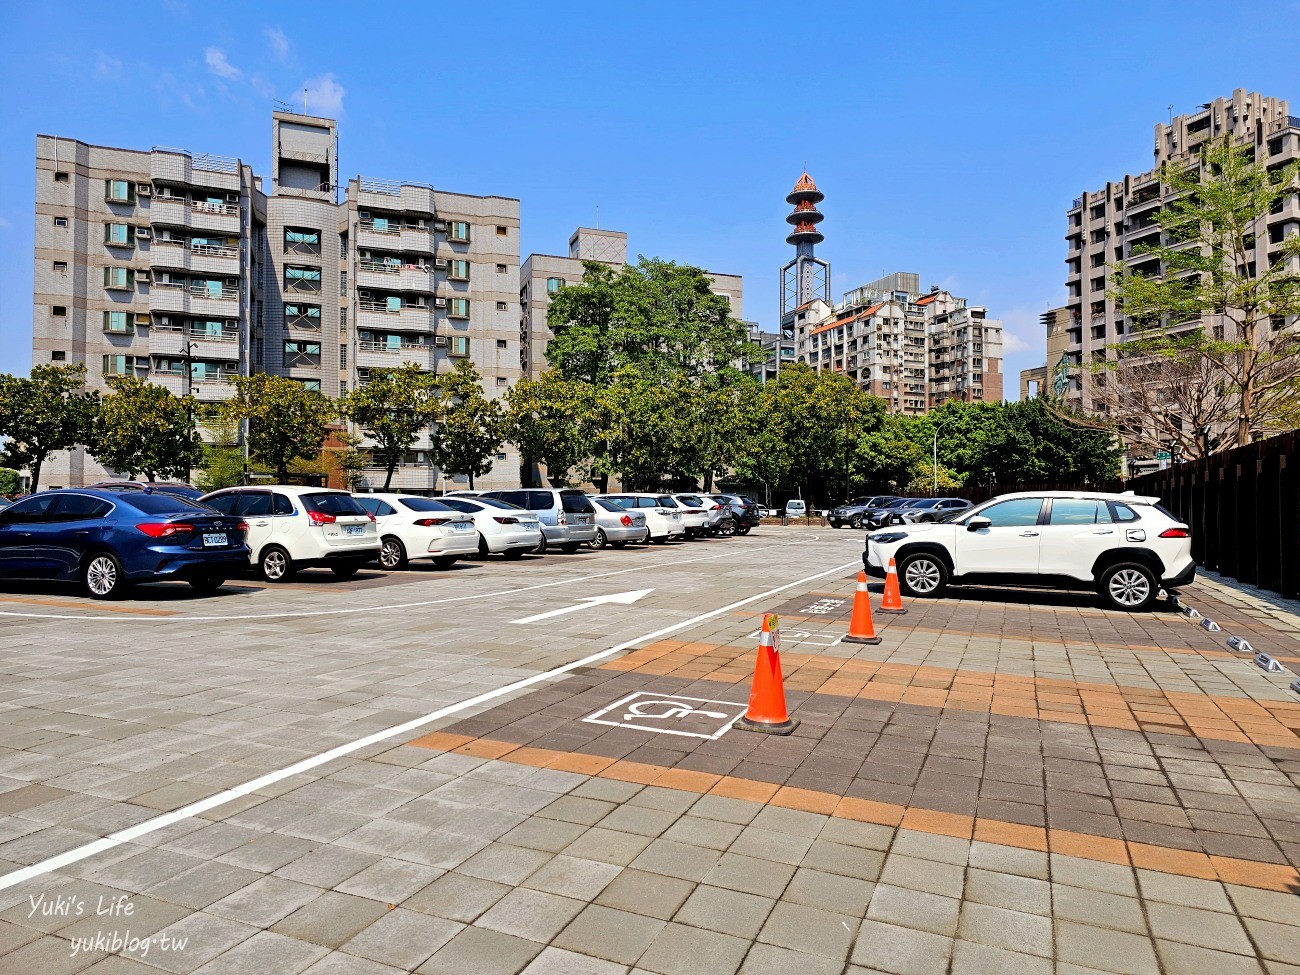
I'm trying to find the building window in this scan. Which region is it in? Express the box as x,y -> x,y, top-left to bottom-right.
54,216 -> 68,228
496,263 -> 507,273
447,259 -> 471,281
103,311 -> 132,333
340,344 -> 347,367
496,339 -> 508,349
105,179 -> 135,204
495,377 -> 508,386
546,277 -> 564,294
285,303 -> 322,329
298,379 -> 322,393
104,267 -> 135,290
105,223 -> 134,246
496,225 -> 508,236
447,298 -> 470,319
52,305 -> 67,317
53,261 -> 67,272
51,350 -> 66,361
284,340 -> 322,366
447,221 -> 471,243
54,172 -> 69,183
102,354 -> 138,376
284,227 -> 322,255
496,301 -> 507,311
285,266 -> 322,293
448,335 -> 470,357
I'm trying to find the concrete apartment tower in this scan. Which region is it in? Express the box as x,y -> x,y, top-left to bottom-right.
31,112 -> 522,491
520,228 -> 742,380
1060,89 -> 1300,423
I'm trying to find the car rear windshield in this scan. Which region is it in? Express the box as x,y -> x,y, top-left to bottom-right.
1154,503 -> 1181,522
399,498 -> 455,512
478,497 -> 524,510
303,492 -> 368,516
560,492 -> 594,514
677,495 -> 705,506
594,498 -> 625,513
118,493 -> 209,515
656,496 -> 679,507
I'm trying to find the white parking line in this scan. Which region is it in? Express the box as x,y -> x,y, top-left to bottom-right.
0,555 -> 861,891
0,534 -> 841,623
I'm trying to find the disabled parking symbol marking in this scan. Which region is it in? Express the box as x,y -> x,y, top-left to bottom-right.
582,691 -> 748,739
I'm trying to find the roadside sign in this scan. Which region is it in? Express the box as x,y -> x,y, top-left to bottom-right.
1156,450 -> 1172,460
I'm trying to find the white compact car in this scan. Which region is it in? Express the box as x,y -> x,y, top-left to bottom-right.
786,499 -> 807,518
864,491 -> 1196,611
591,497 -> 650,548
436,496 -> 544,558
597,494 -> 685,543
671,494 -> 714,538
354,494 -> 479,569
199,486 -> 380,581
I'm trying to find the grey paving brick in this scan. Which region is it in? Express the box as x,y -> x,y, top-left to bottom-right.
758,901 -> 856,959
456,844 -> 553,886
476,888 -> 586,943
658,816 -> 743,851
890,830 -> 970,865
637,922 -> 749,975
190,931 -> 328,974
750,806 -> 827,838
416,925 -> 543,975
967,841 -> 1049,879
596,869 -> 695,921
702,853 -> 796,899
569,780 -> 644,804
1049,855 -> 1137,896
539,796 -> 617,826
270,891 -> 389,949
1155,940 -> 1267,975
554,904 -> 665,965
406,871 -> 510,922
630,840 -> 722,883
867,883 -> 960,936
800,839 -> 885,881
851,918 -> 955,975
304,954 -> 406,975
140,912 -> 260,974
335,858 -> 444,903
740,943 -> 843,975
563,828 -> 654,866
956,901 -> 1053,957
727,827 -> 812,866
1147,902 -> 1253,954
783,867 -> 874,916
675,885 -> 775,939
949,939 -> 1053,975
501,818 -> 590,854
1226,885 -> 1300,924
342,907 -> 462,969
523,855 -> 621,899
878,853 -> 965,898
687,795 -> 762,826
1244,917 -> 1300,963
1136,870 -> 1233,911
521,945 -> 630,975
1055,921 -> 1160,975
207,876 -> 320,927
598,805 -> 681,838
1052,884 -> 1148,934
965,868 -> 1052,915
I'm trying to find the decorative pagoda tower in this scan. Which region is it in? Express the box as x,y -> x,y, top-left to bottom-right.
780,172 -> 830,319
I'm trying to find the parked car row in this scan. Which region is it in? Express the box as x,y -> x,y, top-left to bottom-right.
0,483 -> 767,599
828,495 -> 973,529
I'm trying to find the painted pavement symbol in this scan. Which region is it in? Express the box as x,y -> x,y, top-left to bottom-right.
746,628 -> 843,648
582,691 -> 748,739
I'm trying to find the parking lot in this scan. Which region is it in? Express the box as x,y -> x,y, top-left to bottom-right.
0,526 -> 1298,974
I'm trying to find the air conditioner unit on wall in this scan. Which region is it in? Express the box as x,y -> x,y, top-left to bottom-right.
136,183 -> 152,196
434,336 -> 447,346
225,192 -> 239,203
434,258 -> 448,269
434,297 -> 446,308
135,228 -> 150,239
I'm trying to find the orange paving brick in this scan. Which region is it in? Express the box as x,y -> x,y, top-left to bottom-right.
1128,842 -> 1218,880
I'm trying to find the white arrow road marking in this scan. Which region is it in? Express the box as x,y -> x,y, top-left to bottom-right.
511,588 -> 654,625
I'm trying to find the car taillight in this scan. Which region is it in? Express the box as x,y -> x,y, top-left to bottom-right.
414,517 -> 453,527
493,516 -> 519,525
237,521 -> 249,533
558,512 -> 566,525
687,509 -> 702,514
710,504 -> 721,511
1159,527 -> 1190,538
136,522 -> 194,538
367,513 -> 376,522
620,514 -> 633,527
306,510 -> 336,525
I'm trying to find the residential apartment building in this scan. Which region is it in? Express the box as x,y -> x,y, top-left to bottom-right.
32,111 -> 523,491
519,228 -> 743,380
792,272 -> 1004,413
1019,306 -> 1072,398
1060,89 -> 1300,424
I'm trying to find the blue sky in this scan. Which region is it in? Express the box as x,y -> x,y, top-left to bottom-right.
2,1 -> 1297,392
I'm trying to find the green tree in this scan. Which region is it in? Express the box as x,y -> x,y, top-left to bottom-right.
195,410 -> 246,491
339,363 -> 442,490
222,374 -> 335,482
0,364 -> 98,490
906,460 -> 962,494
0,469 -> 19,495
86,376 -> 200,482
603,371 -> 700,490
430,361 -> 506,490
854,418 -> 928,492
330,431 -> 368,491
504,372 -> 600,487
546,257 -> 761,385
1109,136 -> 1300,448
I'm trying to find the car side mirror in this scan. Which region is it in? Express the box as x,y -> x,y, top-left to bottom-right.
966,516 -> 992,532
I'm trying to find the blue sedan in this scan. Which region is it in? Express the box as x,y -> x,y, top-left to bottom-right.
0,489 -> 250,598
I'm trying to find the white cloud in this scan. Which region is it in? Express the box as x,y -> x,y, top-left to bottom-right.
301,73 -> 345,116
1003,331 -> 1030,353
0,215 -> 11,230
94,52 -> 123,81
204,47 -> 241,81
265,27 -> 290,60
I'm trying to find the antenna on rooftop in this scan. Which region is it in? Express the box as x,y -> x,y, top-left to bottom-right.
1167,103 -> 1173,126
595,205 -> 600,230
273,98 -> 292,112
303,88 -> 308,115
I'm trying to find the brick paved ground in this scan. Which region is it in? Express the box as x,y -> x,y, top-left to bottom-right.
0,527 -> 1296,973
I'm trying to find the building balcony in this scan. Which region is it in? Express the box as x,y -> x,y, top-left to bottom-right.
356,301 -> 437,332
150,326 -> 242,361
357,223 -> 434,254
192,380 -> 238,401
148,239 -> 241,276
150,197 -> 241,234
1126,194 -> 1161,215
150,148 -> 241,193
355,343 -> 436,370
150,282 -> 241,316
355,178 -> 436,215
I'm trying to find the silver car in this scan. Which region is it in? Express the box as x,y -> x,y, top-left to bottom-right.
478,489 -> 598,554
590,498 -> 650,549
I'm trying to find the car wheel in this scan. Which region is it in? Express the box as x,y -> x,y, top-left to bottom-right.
560,543 -> 581,553
735,525 -> 751,536
434,556 -> 458,568
477,533 -> 491,557
380,536 -> 408,570
1099,562 -> 1158,611
533,534 -> 548,555
593,529 -> 608,550
610,540 -> 627,549
898,552 -> 949,598
331,563 -> 361,579
850,514 -> 863,529
188,576 -> 227,593
503,548 -> 525,560
259,545 -> 294,582
83,552 -> 127,599
651,535 -> 667,545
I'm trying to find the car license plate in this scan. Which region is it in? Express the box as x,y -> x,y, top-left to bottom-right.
452,522 -> 471,532
343,525 -> 365,536
202,533 -> 228,547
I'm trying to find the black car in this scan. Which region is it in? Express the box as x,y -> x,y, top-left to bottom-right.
711,494 -> 760,535
89,480 -> 206,502
828,496 -> 897,529
862,497 -> 918,528
887,497 -> 973,525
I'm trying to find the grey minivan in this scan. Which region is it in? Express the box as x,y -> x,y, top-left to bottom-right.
478,489 -> 598,554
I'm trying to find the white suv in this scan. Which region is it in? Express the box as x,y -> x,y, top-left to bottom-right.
864,491 -> 1195,611
199,486 -> 380,581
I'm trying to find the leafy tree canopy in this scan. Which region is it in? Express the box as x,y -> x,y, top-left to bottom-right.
221,374 -> 335,482
86,376 -> 200,482
339,363 -> 442,491
0,364 -> 98,490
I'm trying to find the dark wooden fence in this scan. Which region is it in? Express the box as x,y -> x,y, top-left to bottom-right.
1128,431 -> 1299,600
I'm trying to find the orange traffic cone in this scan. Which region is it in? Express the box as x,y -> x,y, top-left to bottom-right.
734,613 -> 799,735
880,558 -> 908,614
844,571 -> 883,644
